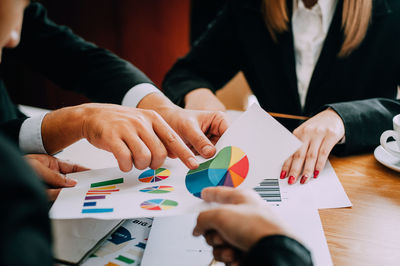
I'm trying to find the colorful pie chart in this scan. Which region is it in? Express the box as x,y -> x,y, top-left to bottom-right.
138,168 -> 170,183
185,146 -> 249,197
139,186 -> 174,194
140,199 -> 178,211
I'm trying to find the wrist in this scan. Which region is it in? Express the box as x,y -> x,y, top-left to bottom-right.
42,105 -> 85,153
184,88 -> 214,107
137,92 -> 182,118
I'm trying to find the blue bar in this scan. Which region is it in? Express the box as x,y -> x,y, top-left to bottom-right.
82,208 -> 114,213
83,202 -> 96,207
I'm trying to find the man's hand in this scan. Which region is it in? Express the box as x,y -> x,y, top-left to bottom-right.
184,88 -> 226,111
193,187 -> 290,264
41,103 -> 200,172
138,92 -> 229,159
25,154 -> 88,201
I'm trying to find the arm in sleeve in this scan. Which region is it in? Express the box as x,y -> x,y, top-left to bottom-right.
9,3 -> 154,104
0,134 -> 52,265
242,235 -> 313,266
327,98 -> 400,155
162,2 -> 243,106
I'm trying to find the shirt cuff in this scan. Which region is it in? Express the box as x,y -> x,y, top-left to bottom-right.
122,83 -> 161,107
19,113 -> 47,154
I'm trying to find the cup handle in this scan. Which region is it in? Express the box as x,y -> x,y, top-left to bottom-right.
380,130 -> 400,157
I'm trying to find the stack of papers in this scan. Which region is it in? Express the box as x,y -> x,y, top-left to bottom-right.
50,105 -> 351,265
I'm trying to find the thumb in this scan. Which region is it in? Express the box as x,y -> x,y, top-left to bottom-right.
32,161 -> 77,188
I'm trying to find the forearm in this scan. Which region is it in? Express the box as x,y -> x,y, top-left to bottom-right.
41,105 -> 85,154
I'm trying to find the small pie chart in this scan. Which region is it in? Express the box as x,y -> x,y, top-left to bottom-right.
185,146 -> 249,198
139,186 -> 174,194
138,168 -> 170,183
140,199 -> 178,211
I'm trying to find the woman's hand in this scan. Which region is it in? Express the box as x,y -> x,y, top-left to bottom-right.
193,187 -> 290,264
184,88 -> 226,111
281,108 -> 345,185
25,154 -> 88,201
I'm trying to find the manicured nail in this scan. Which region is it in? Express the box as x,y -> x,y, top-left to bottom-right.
280,171 -> 286,179
188,157 -> 199,169
66,177 -> 78,186
202,145 -> 214,156
300,175 -> 309,184
314,170 -> 320,179
288,176 -> 295,185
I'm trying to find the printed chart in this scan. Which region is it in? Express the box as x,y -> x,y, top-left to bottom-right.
254,179 -> 282,202
139,186 -> 174,194
140,199 -> 178,211
81,178 -> 123,214
138,168 -> 171,183
185,146 -> 249,197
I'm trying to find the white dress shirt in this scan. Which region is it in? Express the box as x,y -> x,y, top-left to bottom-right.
19,83 -> 160,153
292,0 -> 338,108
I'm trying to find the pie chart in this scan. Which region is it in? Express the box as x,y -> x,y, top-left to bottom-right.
139,186 -> 174,194
138,168 -> 170,183
185,146 -> 249,198
140,199 -> 178,211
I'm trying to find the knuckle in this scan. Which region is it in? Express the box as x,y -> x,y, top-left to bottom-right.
306,152 -> 317,161
166,132 -> 179,145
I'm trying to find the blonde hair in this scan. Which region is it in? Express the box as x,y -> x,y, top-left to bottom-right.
262,0 -> 373,57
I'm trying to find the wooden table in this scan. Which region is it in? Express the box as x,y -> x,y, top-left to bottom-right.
321,154 -> 400,266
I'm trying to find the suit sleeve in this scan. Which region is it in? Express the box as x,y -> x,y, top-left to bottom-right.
327,98 -> 400,155
9,3 -> 154,104
0,134 -> 53,265
163,2 -> 242,106
242,235 -> 313,266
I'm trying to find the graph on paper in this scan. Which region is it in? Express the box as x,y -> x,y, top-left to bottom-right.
81,178 -> 123,214
185,146 -> 249,197
254,179 -> 282,202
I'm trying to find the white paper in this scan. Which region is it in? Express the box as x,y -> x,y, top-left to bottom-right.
279,161 -> 351,209
52,219 -> 123,264
49,105 -> 301,220
83,218 -> 153,266
141,205 -> 332,266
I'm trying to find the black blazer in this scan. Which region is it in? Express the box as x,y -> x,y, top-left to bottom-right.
0,3 -> 154,146
0,133 -> 52,265
163,0 -> 400,155
243,235 -> 312,266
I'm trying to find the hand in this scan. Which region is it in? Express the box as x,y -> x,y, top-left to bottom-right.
25,154 -> 88,201
42,103 -> 200,172
193,187 -> 289,264
184,88 -> 226,111
281,108 -> 345,185
138,93 -> 229,158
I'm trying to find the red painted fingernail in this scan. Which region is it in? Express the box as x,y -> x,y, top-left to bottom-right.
288,176 -> 295,185
280,171 -> 286,179
300,175 -> 308,184
314,170 -> 320,179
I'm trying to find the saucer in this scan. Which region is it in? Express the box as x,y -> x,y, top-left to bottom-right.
374,141 -> 400,172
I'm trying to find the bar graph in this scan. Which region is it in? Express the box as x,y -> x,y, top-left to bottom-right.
254,179 -> 282,202
82,178 -> 124,214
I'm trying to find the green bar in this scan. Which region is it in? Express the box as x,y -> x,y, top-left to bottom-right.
90,178 -> 124,188
115,255 -> 135,264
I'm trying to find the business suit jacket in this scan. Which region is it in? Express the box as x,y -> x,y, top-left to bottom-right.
243,235 -> 312,266
0,3 -> 154,146
163,0 -> 400,155
0,134 -> 52,265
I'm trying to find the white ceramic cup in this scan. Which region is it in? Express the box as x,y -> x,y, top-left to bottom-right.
380,114 -> 400,157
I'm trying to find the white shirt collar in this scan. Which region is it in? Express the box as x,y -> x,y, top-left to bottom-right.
293,0 -> 338,34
